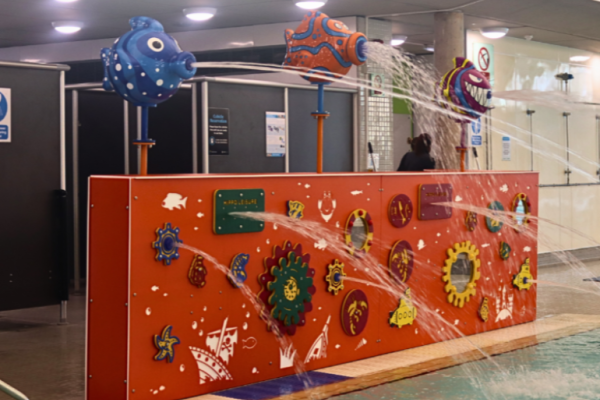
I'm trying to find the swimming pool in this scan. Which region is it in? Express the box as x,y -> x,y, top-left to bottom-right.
336,328 -> 600,400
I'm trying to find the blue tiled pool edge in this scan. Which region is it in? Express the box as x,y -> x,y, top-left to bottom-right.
215,371 -> 350,400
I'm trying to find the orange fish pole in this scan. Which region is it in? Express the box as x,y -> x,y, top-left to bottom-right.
312,84 -> 330,174
134,106 -> 155,176
456,122 -> 468,172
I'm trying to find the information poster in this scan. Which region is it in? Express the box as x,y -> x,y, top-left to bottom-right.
208,108 -> 229,155
502,136 -> 511,161
369,73 -> 385,97
266,112 -> 286,157
0,88 -> 12,143
470,117 -> 482,147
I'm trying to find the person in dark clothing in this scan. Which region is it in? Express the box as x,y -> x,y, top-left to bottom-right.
397,133 -> 436,171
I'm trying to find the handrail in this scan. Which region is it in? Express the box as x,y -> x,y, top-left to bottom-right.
0,60 -> 70,71
0,379 -> 29,400
66,76 -> 356,93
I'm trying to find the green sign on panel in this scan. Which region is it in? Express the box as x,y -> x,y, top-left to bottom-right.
213,189 -> 266,234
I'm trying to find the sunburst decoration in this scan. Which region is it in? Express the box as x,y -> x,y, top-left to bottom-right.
325,259 -> 346,295
442,241 -> 481,308
257,242 -> 315,336
152,223 -> 182,265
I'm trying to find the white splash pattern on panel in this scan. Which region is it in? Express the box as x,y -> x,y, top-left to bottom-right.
355,338 -> 367,350
280,344 -> 297,369
305,316 -> 331,364
500,184 -> 509,193
162,193 -> 187,210
314,239 -> 328,250
197,212 -> 204,218
418,240 -> 426,250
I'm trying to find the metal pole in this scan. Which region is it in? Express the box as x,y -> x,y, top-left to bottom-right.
284,87 -> 289,173
352,93 -> 359,172
59,300 -> 68,324
123,101 -> 129,174
201,81 -> 209,174
192,83 -> 198,173
597,115 -> 600,180
564,112 -> 571,184
136,107 -> 142,174
72,90 -> 80,293
527,109 -> 535,171
60,71 -> 66,191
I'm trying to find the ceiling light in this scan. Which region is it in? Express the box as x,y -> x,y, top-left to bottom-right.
390,35 -> 407,47
294,0 -> 328,10
570,55 -> 590,62
480,27 -> 509,39
424,44 -> 434,52
52,21 -> 83,34
184,7 -> 217,21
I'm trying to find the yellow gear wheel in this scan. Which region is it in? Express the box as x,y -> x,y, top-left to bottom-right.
442,241 -> 481,308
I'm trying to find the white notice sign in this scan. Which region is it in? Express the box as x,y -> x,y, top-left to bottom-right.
0,88 -> 11,143
266,112 -> 286,157
502,136 -> 511,161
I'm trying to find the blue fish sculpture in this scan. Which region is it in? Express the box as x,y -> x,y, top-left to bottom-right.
101,16 -> 197,107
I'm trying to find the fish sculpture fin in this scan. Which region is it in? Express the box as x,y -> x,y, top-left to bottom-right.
100,48 -> 114,92
454,57 -> 474,70
129,16 -> 164,32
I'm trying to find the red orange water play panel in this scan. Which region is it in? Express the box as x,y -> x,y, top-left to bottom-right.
86,172 -> 539,400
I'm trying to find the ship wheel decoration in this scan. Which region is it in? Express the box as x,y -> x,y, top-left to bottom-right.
152,223 -> 183,265
188,255 -> 208,288
442,241 -> 481,308
344,209 -> 374,256
257,241 -> 315,336
325,259 -> 346,295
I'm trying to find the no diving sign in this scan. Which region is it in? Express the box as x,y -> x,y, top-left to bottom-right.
473,43 -> 494,87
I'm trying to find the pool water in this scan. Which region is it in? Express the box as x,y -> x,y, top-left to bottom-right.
336,328 -> 600,400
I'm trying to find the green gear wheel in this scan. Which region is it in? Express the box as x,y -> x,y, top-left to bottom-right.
267,251 -> 314,326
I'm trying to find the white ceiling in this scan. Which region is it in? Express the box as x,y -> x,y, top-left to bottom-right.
2,0 -> 600,54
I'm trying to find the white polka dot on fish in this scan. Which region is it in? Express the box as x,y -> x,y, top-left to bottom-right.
156,79 -> 164,86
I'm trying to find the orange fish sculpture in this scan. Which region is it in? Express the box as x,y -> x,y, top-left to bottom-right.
283,11 -> 367,83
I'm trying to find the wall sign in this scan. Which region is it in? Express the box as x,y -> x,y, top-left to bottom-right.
369,73 -> 385,97
0,88 -> 11,143
418,184 -> 453,220
502,136 -> 511,161
213,189 -> 265,234
208,108 -> 229,155
473,43 -> 494,87
470,117 -> 482,147
266,112 -> 286,157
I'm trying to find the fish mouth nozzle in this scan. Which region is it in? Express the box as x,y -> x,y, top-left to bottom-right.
170,51 -> 197,79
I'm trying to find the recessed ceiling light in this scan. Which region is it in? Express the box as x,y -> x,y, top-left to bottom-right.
480,27 -> 509,39
570,55 -> 591,62
424,44 -> 434,52
294,0 -> 328,10
184,7 -> 217,21
52,21 -> 83,34
390,35 -> 408,47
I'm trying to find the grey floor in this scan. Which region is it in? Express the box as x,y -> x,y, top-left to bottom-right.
1,261 -> 600,400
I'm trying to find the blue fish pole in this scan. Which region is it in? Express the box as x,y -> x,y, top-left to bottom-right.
133,106 -> 156,175
311,83 -> 330,173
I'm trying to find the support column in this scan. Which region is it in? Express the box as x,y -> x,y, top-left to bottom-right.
434,11 -> 465,170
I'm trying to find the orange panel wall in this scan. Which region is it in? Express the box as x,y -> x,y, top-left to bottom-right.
87,172 -> 538,400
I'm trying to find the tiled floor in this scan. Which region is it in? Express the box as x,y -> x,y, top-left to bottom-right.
1,261 -> 600,400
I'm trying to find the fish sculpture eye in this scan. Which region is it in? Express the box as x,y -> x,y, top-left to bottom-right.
468,73 -> 483,83
147,37 -> 164,52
